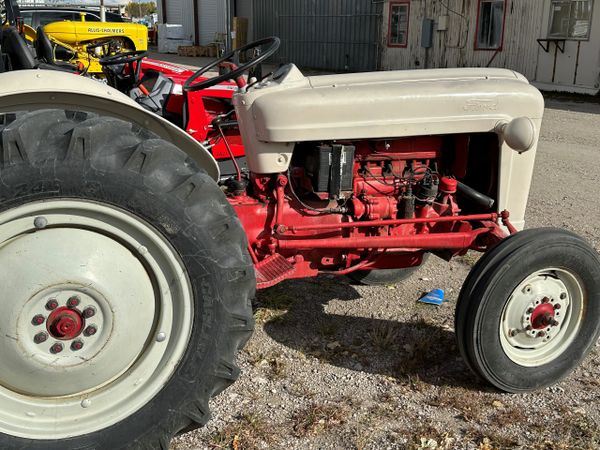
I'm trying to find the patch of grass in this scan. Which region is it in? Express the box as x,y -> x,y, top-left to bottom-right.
427,388 -> 485,422
286,380 -> 317,400
489,404 -> 528,428
253,286 -> 295,324
368,321 -> 399,351
405,422 -> 455,450
318,320 -> 339,338
527,409 -> 600,450
208,412 -> 278,450
393,337 -> 436,379
245,347 -> 287,380
458,251 -> 481,267
291,402 -> 349,437
464,427 -> 520,450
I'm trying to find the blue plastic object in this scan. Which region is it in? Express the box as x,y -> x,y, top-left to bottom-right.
418,288 -> 446,306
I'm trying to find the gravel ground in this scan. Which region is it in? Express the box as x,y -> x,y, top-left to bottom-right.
172,97 -> 600,450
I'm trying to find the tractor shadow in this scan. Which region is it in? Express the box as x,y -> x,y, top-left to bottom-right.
259,275 -> 485,390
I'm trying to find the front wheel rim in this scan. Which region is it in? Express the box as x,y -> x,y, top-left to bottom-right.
0,200 -> 193,440
500,268 -> 584,367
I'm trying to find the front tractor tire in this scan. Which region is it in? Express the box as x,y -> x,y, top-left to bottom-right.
0,110 -> 255,449
456,228 -> 600,393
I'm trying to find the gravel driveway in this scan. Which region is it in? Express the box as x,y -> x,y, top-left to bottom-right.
173,97 -> 600,450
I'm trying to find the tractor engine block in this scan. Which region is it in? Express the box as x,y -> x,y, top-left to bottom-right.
291,137 -> 461,222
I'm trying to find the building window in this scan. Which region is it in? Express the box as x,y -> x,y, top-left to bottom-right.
388,1 -> 410,47
475,0 -> 506,50
549,0 -> 593,40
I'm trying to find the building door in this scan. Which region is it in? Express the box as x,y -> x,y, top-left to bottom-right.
253,0 -> 383,72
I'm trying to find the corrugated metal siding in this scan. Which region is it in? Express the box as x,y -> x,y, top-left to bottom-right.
157,0 -> 194,41
381,0 -> 545,81
166,0 -> 184,26
198,0 -> 227,45
254,0 -> 383,72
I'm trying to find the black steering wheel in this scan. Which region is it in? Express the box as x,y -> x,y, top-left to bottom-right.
183,37 -> 280,92
100,50 -> 148,91
99,50 -> 148,66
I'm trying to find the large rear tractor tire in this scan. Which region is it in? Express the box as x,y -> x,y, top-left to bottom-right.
0,110 -> 255,449
455,228 -> 600,392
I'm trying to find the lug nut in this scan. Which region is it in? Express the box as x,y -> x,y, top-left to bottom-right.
67,296 -> 80,308
50,343 -> 64,354
542,297 -> 550,304
84,325 -> 97,337
71,340 -> 84,351
527,308 -> 534,314
34,332 -> 48,344
82,306 -> 96,319
509,329 -> 518,337
554,304 -> 562,310
550,319 -> 559,327
31,315 -> 45,326
537,331 -> 546,338
560,292 -> 567,300
45,299 -> 59,311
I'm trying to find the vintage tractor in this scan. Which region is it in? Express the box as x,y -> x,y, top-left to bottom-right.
2,0 -> 147,77
0,36 -> 598,449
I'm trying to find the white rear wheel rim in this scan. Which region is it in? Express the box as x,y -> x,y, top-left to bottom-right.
0,200 -> 193,440
500,268 -> 584,367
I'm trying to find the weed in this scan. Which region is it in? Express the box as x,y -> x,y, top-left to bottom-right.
291,402 -> 349,437
253,286 -> 295,324
368,321 -> 399,351
427,388 -> 485,422
246,347 -> 287,380
458,251 -> 481,267
208,412 -> 278,450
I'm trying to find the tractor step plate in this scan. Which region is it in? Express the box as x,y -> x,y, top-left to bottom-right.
255,254 -> 296,289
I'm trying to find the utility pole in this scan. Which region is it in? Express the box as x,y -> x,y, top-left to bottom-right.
100,0 -> 106,22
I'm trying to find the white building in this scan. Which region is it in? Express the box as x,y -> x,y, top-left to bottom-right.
382,0 -> 599,95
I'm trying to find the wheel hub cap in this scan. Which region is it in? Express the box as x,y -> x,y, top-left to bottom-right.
47,307 -> 84,340
500,268 -> 584,367
530,302 -> 557,330
0,200 -> 193,440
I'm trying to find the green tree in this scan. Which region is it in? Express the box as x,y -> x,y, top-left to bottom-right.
126,2 -> 157,18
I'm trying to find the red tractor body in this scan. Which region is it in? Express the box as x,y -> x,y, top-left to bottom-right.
137,56 -> 514,291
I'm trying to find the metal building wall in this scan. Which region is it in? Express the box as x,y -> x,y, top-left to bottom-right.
253,0 -> 383,72
381,0 -> 545,81
157,0 -> 226,45
157,0 -> 195,42
197,0 -> 228,45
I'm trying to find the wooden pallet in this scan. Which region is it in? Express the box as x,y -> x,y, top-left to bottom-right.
177,46 -> 206,57
178,45 -> 218,58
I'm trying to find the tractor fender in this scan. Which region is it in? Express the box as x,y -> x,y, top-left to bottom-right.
0,70 -> 219,180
